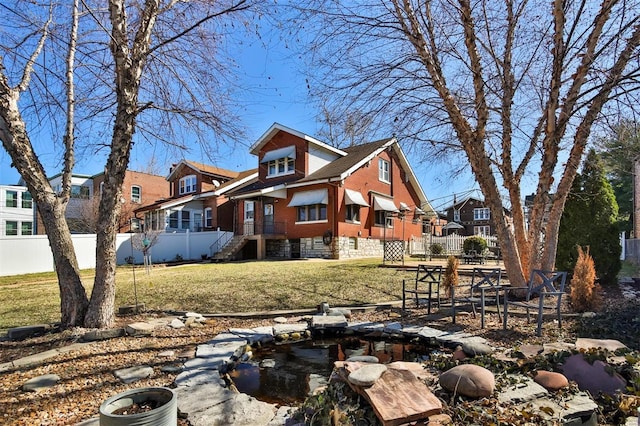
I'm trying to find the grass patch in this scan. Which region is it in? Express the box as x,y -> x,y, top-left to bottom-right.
619,259 -> 640,277
0,259 -> 414,332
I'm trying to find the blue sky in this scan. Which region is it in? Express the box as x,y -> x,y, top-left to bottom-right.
0,28 -> 479,212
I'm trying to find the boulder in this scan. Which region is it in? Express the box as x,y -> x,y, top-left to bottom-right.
534,370 -> 569,391
439,364 -> 495,398
561,354 -> 627,396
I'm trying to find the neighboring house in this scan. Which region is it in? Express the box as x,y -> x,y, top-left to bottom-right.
442,196 -> 508,236
225,123 -> 435,260
135,160 -> 258,233
92,170 -> 170,233
31,170 -> 169,234
0,185 -> 36,237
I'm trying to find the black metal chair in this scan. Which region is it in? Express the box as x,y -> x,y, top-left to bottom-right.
451,267 -> 502,328
502,269 -> 568,336
402,264 -> 442,315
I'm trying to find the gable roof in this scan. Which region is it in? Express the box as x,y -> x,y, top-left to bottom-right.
167,160 -> 240,181
251,123 -> 347,157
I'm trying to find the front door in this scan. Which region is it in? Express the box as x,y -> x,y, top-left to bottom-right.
193,212 -> 202,232
264,203 -> 274,234
244,201 -> 255,235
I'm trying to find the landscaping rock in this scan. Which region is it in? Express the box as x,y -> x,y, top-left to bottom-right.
514,344 -> 544,359
439,364 -> 495,398
125,322 -> 154,336
497,375 -> 548,403
346,355 -> 379,363
561,354 -> 627,396
534,370 -> 569,391
8,325 -> 49,341
23,374 -> 60,392
311,314 -> 347,330
170,318 -> 185,329
462,341 -> 493,356
273,317 -> 288,324
575,338 -> 628,352
113,365 -> 153,384
348,363 -> 388,387
82,328 -> 125,341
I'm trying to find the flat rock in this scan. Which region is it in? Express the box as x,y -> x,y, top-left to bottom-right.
8,325 -> 49,341
174,369 -> 225,387
113,365 -> 153,384
462,341 -> 493,356
273,323 -> 308,336
348,364 -> 388,386
514,344 -> 544,359
346,321 -> 385,333
346,355 -> 379,363
23,374 -> 60,392
575,338 -> 628,352
418,326 -> 447,339
497,375 -> 548,403
273,317 -> 288,324
187,392 -> 277,426
439,364 -> 495,398
387,361 -> 437,382
82,328 -> 125,342
542,341 -> 575,354
125,322 -> 155,336
534,370 -> 569,391
561,354 -> 627,396
517,391 -> 598,425
229,327 -> 274,345
170,319 -> 185,329
175,383 -> 237,415
311,315 -> 347,329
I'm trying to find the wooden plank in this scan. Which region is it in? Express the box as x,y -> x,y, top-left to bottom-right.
357,368 -> 442,426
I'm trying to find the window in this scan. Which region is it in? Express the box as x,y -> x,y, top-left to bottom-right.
131,185 -> 141,203
21,221 -> 33,235
130,219 -> 141,232
453,209 -> 460,222
378,159 -> 390,183
374,210 -> 393,227
474,225 -> 491,236
5,221 -> 17,236
5,190 -> 17,207
181,211 -> 190,229
168,210 -> 179,228
205,208 -> 212,228
267,157 -> 295,177
346,205 -> 360,222
179,175 -> 197,195
71,185 -> 90,199
474,208 -> 490,220
296,204 -> 327,222
22,192 -> 32,209
349,237 -> 358,250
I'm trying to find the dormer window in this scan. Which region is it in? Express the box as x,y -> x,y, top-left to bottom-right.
179,175 -> 197,194
261,145 -> 296,178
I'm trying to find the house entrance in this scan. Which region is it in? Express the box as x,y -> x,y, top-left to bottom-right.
264,203 -> 274,234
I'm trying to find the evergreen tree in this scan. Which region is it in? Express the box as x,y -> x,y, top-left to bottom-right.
557,150 -> 621,285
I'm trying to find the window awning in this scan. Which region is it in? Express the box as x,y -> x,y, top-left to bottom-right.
414,207 -> 426,215
399,202 -> 411,211
288,189 -> 328,207
344,188 -> 369,206
373,196 -> 399,212
260,145 -> 296,163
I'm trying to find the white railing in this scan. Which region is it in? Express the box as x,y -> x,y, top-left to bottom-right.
408,234 -> 499,256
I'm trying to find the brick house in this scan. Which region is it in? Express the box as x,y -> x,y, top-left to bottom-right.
225,123 -> 435,260
134,160 -> 257,233
442,196 -> 509,236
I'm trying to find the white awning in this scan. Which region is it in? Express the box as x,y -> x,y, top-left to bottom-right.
344,189 -> 369,206
373,196 -> 399,212
260,145 -> 296,163
288,189 -> 328,207
399,202 -> 411,211
414,207 -> 426,215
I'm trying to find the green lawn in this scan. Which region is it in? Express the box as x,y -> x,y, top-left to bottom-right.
0,259 -> 415,332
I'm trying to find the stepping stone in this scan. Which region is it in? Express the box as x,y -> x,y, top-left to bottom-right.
174,369 -> 225,387
346,322 -> 385,333
229,327 -> 274,345
113,365 -> 153,383
125,322 -> 154,336
497,375 -> 548,403
23,374 -> 60,392
82,328 -> 125,342
208,333 -> 248,348
273,323 -> 308,336
517,391 -> 598,425
575,338 -> 628,352
186,392 -> 277,426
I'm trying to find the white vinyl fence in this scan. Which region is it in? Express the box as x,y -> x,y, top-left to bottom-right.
0,230 -> 232,277
408,234 -> 499,256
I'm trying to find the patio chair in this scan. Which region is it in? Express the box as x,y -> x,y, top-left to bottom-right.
402,265 -> 442,315
502,269 -> 568,337
451,267 -> 502,328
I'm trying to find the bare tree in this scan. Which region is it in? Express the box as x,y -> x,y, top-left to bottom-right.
293,0 -> 640,287
0,0 -> 258,328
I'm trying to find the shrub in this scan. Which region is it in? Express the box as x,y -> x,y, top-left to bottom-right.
442,255 -> 459,297
463,236 -> 487,254
570,246 -> 602,312
430,243 -> 444,255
